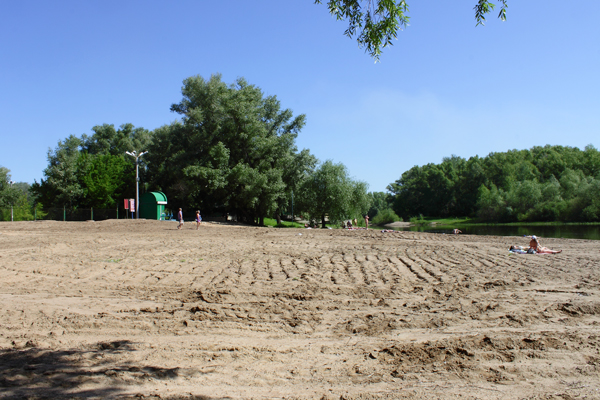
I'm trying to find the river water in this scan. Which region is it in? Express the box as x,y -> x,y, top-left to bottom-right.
388,224 -> 600,240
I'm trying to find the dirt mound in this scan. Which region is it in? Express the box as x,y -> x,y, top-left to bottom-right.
557,301 -> 600,316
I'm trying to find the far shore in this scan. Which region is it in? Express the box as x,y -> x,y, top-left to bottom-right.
382,220 -> 412,228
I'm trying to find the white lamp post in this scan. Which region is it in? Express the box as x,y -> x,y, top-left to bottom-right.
9,180 -> 14,222
125,151 -> 147,219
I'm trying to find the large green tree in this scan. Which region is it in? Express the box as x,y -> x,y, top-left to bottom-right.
0,167 -> 21,208
147,74 -> 315,224
81,123 -> 152,157
297,160 -> 371,228
367,191 -> 393,219
0,167 -> 35,221
32,124 -> 149,210
32,135 -> 86,209
81,154 -> 132,208
317,0 -> 508,59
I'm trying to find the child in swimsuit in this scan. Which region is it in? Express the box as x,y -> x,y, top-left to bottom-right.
195,210 -> 202,230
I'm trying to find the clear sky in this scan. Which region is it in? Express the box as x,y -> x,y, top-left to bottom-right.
1,0 -> 599,192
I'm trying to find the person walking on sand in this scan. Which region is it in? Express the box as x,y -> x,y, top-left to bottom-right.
453,228 -> 462,235
195,210 -> 202,230
177,208 -> 184,230
364,215 -> 369,230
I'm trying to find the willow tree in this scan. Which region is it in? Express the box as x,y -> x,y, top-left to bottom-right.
297,160 -> 371,228
147,74 -> 315,224
317,0 -> 508,60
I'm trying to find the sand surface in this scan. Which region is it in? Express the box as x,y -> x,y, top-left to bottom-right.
1,220 -> 599,400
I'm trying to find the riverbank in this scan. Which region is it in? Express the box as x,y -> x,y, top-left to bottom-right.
382,220 -> 412,228
380,221 -> 600,240
1,220 -> 599,399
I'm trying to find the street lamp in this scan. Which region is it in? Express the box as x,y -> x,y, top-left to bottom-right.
125,151 -> 147,219
9,180 -> 14,222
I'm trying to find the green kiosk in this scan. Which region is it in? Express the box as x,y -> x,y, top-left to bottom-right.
139,191 -> 168,220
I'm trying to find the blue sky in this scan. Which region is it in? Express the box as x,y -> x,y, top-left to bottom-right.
1,0 -> 599,192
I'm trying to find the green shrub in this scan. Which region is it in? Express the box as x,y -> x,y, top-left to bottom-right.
263,217 -> 304,228
372,208 -> 401,225
409,214 -> 427,225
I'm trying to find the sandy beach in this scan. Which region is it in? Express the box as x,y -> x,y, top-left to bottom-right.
1,220 -> 599,399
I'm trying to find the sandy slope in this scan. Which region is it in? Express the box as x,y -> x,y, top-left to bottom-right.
0,220 -> 599,400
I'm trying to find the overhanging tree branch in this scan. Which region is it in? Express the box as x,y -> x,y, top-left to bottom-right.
316,0 -> 508,61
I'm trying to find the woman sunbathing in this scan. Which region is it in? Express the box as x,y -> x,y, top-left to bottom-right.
528,236 -> 562,254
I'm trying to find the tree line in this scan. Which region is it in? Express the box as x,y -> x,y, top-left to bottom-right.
22,74 -> 371,226
386,145 -> 600,222
0,167 -> 34,220
6,75 -> 597,225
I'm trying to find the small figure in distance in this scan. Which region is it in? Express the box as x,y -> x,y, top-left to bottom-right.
347,220 -> 353,229
353,218 -> 358,227
364,215 -> 369,230
177,208 -> 184,230
453,228 -> 462,235
195,210 -> 202,230
528,235 -> 562,254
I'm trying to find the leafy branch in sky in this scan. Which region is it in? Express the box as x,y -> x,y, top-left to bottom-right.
316,0 -> 508,60
474,0 -> 508,26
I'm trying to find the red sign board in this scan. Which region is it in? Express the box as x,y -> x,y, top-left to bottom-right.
124,199 -> 129,209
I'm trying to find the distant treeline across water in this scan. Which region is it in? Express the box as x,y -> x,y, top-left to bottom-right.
386,145 -> 600,223
392,224 -> 600,241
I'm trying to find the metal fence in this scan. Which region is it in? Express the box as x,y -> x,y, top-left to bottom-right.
0,207 -> 136,222
0,207 -> 33,221
0,207 -> 232,222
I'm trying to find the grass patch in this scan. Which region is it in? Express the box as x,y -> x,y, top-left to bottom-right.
409,215 -> 428,225
263,218 -> 304,228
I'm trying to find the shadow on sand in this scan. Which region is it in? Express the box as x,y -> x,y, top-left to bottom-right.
0,340 -> 228,399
